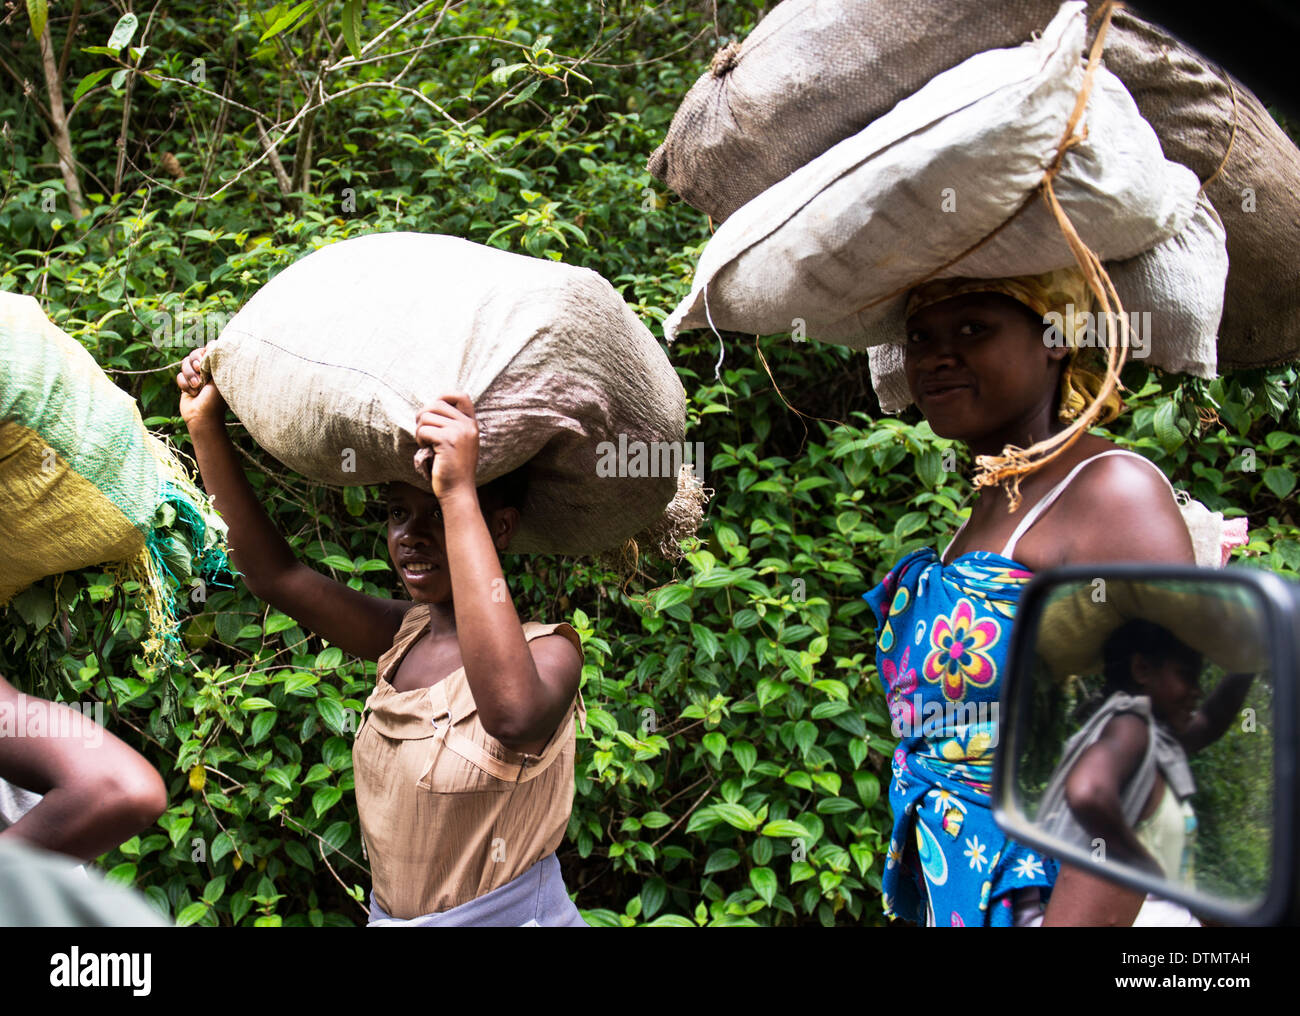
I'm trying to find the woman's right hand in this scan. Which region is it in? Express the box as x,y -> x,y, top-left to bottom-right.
177,345 -> 226,428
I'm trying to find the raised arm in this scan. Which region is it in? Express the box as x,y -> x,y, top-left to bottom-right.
1179,672 -> 1255,754
0,676 -> 167,862
178,347 -> 408,661
417,395 -> 581,752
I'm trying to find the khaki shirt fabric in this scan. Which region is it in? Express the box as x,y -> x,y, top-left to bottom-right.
352,604 -> 585,919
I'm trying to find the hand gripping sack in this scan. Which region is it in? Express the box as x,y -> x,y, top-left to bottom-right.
664,4 -> 1202,348
204,232 -> 696,557
0,293 -> 230,661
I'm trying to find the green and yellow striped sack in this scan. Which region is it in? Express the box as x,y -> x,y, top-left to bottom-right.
0,292 -> 230,662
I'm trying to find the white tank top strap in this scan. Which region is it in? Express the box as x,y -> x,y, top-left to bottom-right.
941,520 -> 969,562
999,449 -> 1171,560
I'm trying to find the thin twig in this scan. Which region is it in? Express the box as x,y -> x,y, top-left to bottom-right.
651,777 -> 719,848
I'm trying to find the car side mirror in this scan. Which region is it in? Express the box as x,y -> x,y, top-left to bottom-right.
993,565 -> 1298,926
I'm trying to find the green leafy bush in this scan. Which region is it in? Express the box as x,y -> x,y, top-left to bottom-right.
2,1 -> 1297,926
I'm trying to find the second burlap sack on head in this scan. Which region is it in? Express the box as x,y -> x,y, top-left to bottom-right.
650,0 -> 1300,369
205,232 -> 694,557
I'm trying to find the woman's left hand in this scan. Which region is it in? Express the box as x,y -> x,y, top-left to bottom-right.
415,394 -> 479,501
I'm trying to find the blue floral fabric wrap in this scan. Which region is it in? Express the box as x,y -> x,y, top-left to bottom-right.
864,547 -> 1058,926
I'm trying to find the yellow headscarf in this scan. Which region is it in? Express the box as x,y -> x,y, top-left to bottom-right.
904,267 -> 1123,425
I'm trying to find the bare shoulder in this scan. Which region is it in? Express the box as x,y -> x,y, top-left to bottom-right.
526,629 -> 583,683
1055,447 -> 1194,564
1098,710 -> 1150,752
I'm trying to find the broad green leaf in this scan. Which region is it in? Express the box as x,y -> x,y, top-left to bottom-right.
504,79 -> 542,109
202,875 -> 227,904
260,1 -> 315,42
106,12 -> 139,50
10,586 -> 54,630
723,630 -> 749,668
703,848 -> 740,875
731,741 -> 757,774
175,901 -> 209,927
1153,401 -> 1182,452
312,786 -> 342,818
283,672 -> 318,695
341,0 -> 363,59
1263,466 -> 1296,500
749,866 -> 777,906
250,710 -> 277,745
73,67 -> 115,102
761,819 -> 810,839
264,612 -> 296,634
316,698 -> 347,734
211,832 -> 236,863
285,840 -> 314,870
853,771 -> 881,808
105,862 -> 137,886
712,803 -> 761,831
26,0 -> 48,39
653,584 -> 692,611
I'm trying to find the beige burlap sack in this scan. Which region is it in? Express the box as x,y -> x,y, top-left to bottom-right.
664,5 -> 1201,349
204,232 -> 693,556
648,0 -> 1070,223
651,0 -> 1300,368
1099,9 -> 1300,369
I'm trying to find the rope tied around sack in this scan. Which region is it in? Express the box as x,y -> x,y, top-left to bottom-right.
849,0 -> 1134,510
974,0 -> 1129,510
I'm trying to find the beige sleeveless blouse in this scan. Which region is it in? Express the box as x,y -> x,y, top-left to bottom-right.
351,604 -> 586,919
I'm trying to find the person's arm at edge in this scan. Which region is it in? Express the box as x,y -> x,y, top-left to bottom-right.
0,676 -> 167,862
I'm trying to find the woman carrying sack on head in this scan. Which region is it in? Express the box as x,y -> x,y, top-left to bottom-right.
863,266 -> 1200,927
177,352 -> 588,927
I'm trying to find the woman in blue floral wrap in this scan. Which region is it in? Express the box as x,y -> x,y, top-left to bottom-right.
865,268 -> 1196,926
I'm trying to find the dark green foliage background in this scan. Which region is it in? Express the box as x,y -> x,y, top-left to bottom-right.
2,2 -> 1296,925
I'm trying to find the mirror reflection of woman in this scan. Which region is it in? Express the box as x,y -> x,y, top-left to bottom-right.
1039,620 -> 1255,923
865,268 -> 1196,927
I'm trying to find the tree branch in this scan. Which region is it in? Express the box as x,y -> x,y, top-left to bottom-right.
255,117 -> 294,195
35,22 -> 85,217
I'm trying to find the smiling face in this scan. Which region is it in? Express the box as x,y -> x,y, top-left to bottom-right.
384,481 -> 520,603
903,292 -> 1069,448
1133,651 -> 1203,734
386,482 -> 453,603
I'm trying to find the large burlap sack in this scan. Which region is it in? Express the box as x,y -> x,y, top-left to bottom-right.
650,0 -> 1300,368
204,232 -> 692,557
866,195 -> 1228,412
1099,9 -> 1300,369
664,5 -> 1201,348
649,0 -> 1068,222
0,293 -> 229,660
